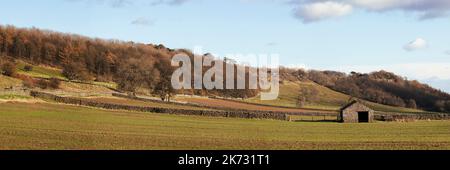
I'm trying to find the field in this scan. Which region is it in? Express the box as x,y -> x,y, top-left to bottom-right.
16,60 -> 65,80
84,97 -> 216,111
45,81 -> 116,97
244,81 -> 350,110
0,75 -> 22,89
14,60 -> 118,96
0,102 -> 449,150
176,96 -> 336,114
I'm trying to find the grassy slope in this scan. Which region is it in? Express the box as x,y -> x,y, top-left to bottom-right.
0,75 -> 28,99
176,97 -> 337,114
84,97 -> 216,111
50,81 -> 116,97
0,102 -> 449,150
0,75 -> 22,89
16,60 -> 66,80
245,81 -> 426,113
13,60 -> 117,96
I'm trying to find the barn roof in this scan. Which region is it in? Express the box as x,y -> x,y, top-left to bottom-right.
340,100 -> 359,111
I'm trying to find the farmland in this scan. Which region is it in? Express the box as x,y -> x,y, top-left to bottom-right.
83,96 -> 215,111
176,96 -> 336,114
0,102 -> 449,150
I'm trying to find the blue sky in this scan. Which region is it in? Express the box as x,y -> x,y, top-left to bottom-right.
1,0 -> 450,92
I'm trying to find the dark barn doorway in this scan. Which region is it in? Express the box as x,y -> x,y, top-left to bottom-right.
358,112 -> 369,123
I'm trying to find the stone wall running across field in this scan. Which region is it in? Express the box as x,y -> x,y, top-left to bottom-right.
30,91 -> 289,121
374,111 -> 450,121
212,96 -> 337,113
30,91 -> 449,122
112,93 -> 337,117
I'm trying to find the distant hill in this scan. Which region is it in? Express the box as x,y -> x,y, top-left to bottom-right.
245,80 -> 427,113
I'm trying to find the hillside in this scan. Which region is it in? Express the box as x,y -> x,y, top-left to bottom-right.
2,59 -> 426,114
244,80 -> 426,113
307,70 -> 450,112
0,75 -> 21,89
1,25 -> 449,113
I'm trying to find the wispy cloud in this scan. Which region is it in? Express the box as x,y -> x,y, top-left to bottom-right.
131,17 -> 155,26
266,42 -> 278,46
150,0 -> 191,6
445,50 -> 450,55
109,0 -> 133,8
66,0 -> 134,8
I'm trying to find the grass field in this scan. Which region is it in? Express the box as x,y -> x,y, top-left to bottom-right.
0,102 -> 449,150
16,60 -> 66,80
84,97 -> 215,111
0,94 -> 31,100
176,96 -> 337,114
52,81 -> 116,97
15,60 -> 118,93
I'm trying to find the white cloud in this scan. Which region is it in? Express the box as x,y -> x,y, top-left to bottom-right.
293,1 -> 353,23
290,0 -> 450,22
403,38 -> 428,51
446,50 -> 450,55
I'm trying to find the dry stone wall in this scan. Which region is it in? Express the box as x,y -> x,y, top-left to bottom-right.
31,91 -> 288,121
374,111 -> 450,121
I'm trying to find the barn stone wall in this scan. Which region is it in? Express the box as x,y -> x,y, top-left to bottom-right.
340,102 -> 374,123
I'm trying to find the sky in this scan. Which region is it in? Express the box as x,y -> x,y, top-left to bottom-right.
1,0 -> 450,92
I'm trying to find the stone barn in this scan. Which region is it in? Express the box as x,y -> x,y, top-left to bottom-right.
339,101 -> 374,123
